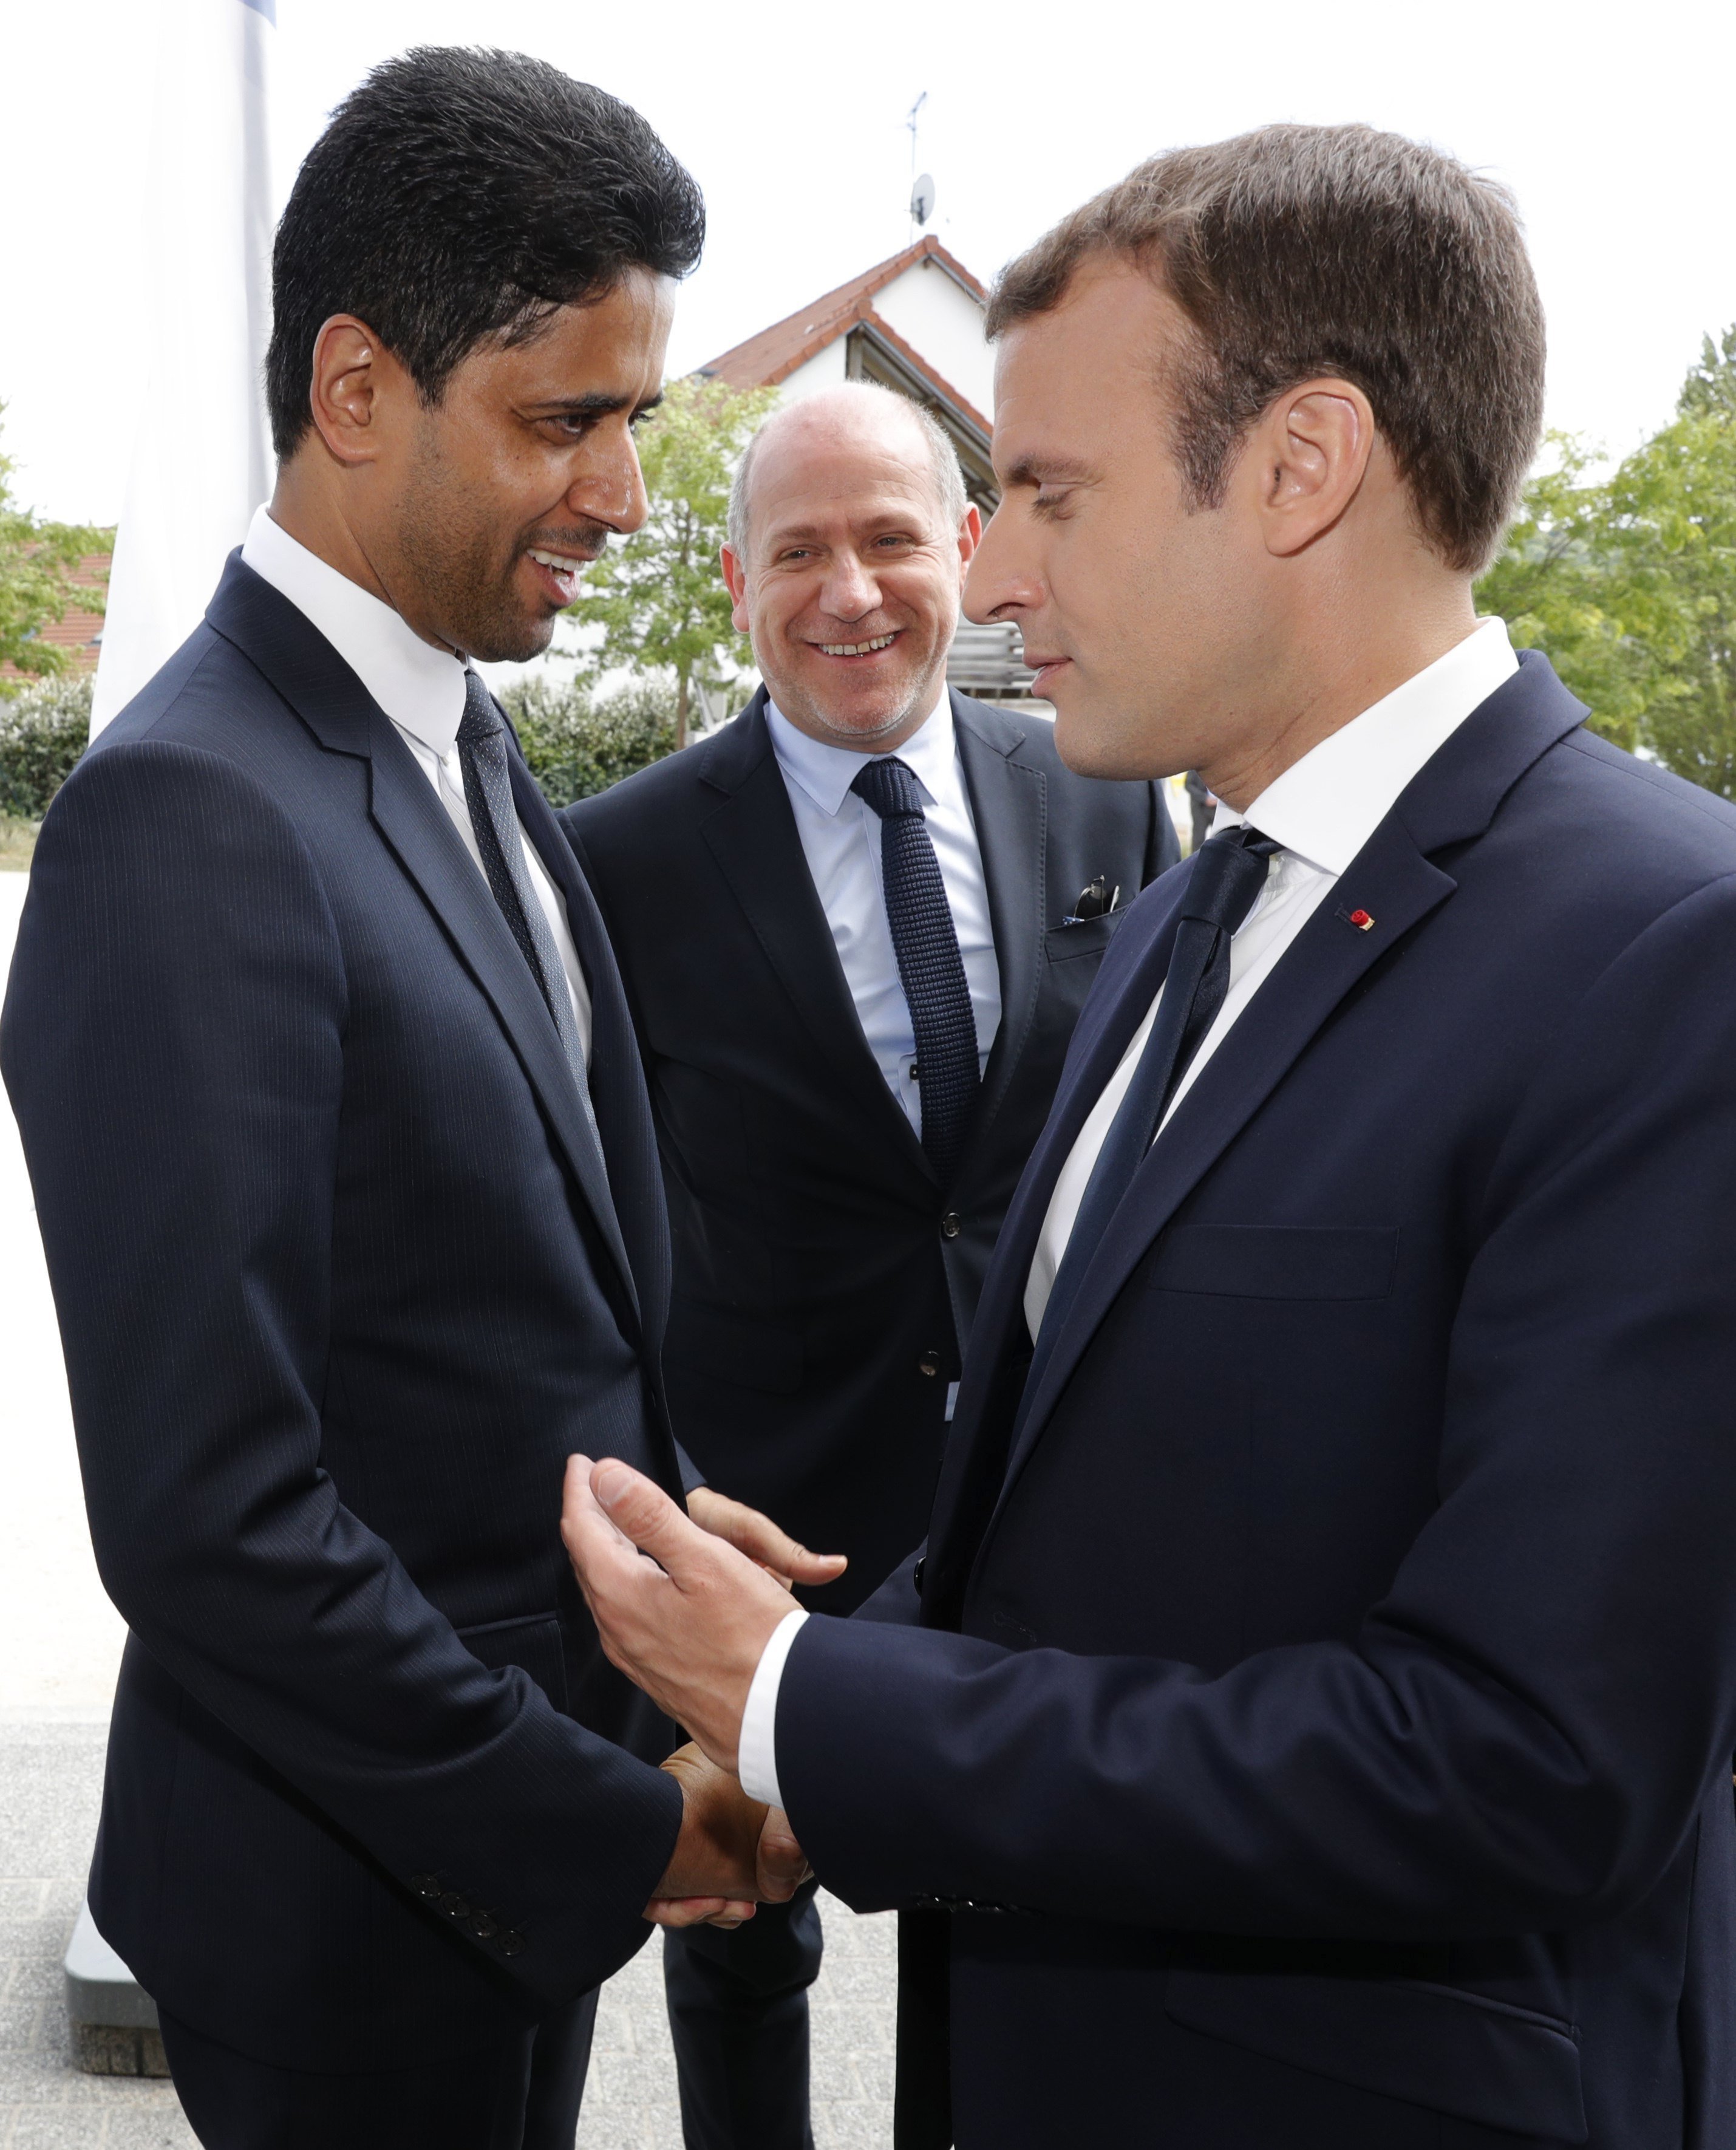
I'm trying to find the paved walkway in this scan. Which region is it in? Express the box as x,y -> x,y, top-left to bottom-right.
0,1722 -> 893,2147
0,873 -> 896,2145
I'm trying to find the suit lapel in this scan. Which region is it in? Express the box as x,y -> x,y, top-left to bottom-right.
953,695 -> 1046,1177
934,649 -> 1592,1577
993,822 -> 1455,1507
365,726 -> 641,1324
511,753 -> 666,1342
698,694 -> 937,1196
922,870 -> 1193,1573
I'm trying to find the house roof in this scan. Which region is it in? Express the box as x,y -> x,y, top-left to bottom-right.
0,553 -> 109,683
699,236 -> 989,398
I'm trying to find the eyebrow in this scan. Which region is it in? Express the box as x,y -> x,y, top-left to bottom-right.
1002,454 -> 1097,488
532,389 -> 665,418
763,510 -> 924,547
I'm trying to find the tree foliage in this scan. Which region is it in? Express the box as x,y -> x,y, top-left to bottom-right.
1478,329 -> 1736,793
0,403 -> 111,680
0,673 -> 92,818
499,673 -> 678,806
565,375 -> 777,749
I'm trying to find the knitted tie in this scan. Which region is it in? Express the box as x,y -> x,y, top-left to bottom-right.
1033,824 -> 1282,1356
851,755 -> 981,1184
455,670 -> 594,1116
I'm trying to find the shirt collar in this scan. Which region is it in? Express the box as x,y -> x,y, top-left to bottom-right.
764,684 -> 956,819
241,505 -> 470,756
1213,617 -> 1519,875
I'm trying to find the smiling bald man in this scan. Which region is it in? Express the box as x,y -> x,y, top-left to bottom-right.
561,380 -> 1177,2149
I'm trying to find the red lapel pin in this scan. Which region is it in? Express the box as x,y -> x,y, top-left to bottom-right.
1337,905 -> 1375,932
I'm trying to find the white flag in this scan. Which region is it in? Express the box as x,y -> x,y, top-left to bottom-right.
90,0 -> 274,735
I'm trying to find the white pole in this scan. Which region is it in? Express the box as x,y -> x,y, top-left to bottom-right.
90,0 -> 274,736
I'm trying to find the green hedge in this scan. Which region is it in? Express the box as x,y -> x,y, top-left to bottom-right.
0,671 -> 679,828
0,675 -> 90,820
500,675 -> 678,807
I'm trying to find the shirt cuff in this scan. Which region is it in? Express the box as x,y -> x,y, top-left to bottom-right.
738,1608 -> 808,1810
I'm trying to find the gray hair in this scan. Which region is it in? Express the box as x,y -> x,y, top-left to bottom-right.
726,380 -> 970,559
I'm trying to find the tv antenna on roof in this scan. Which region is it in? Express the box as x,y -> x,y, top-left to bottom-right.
907,92 -> 932,237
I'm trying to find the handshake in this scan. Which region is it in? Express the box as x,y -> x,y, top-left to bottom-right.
577,1473 -> 848,1930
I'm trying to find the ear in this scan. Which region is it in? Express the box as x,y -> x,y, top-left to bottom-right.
306,313 -> 399,468
956,502 -> 983,570
720,544 -> 751,632
1251,378 -> 1377,559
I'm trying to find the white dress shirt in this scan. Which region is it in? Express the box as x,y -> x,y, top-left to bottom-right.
764,692 -> 1001,1134
240,507 -> 593,1065
738,616 -> 1519,1812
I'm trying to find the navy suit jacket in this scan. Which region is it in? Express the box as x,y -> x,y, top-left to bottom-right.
563,688 -> 1176,1609
0,556 -> 687,2069
777,654 -> 1736,2148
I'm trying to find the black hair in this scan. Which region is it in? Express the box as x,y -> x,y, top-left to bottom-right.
265,47 -> 706,457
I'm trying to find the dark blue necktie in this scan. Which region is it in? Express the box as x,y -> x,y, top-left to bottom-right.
852,755 -> 981,1185
1033,823 -> 1281,1359
455,671 -> 597,1136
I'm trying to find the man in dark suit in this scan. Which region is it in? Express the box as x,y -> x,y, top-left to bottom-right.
564,126 -> 1736,2149
564,381 -> 1176,2148
1,51 -> 820,2150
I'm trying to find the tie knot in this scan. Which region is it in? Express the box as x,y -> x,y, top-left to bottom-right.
851,756 -> 924,820
457,669 -> 503,748
1180,822 -> 1282,934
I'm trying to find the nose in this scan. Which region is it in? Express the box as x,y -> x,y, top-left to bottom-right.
818,548 -> 879,623
570,425 -> 651,537
962,503 -> 1040,626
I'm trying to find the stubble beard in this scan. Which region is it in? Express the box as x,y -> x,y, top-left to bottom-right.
775,641 -> 946,752
393,438 -> 603,664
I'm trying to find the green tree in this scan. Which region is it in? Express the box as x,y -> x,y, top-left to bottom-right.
565,375 -> 777,751
0,403 -> 111,681
1477,330 -> 1736,791
500,673 -> 676,805
0,674 -> 91,819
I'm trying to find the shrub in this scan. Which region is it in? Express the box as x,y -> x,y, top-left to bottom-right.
0,673 -> 91,819
500,673 -> 679,806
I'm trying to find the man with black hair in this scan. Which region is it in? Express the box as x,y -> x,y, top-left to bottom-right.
2,46 -> 822,2150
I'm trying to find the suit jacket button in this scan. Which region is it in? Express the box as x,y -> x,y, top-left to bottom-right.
441,1894 -> 471,1920
411,1874 -> 441,1899
918,1351 -> 940,1377
941,1212 -> 962,1239
499,1931 -> 525,1957
471,1913 -> 498,1940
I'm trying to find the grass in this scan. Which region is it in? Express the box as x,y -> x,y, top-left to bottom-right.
0,817 -> 38,870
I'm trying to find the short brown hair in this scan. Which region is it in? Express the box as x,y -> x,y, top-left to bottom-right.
985,124 -> 1545,573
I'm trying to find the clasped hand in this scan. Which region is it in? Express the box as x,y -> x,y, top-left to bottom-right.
573,1467 -> 846,1928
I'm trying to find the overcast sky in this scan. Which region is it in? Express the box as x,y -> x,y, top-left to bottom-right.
2,0 -> 1732,524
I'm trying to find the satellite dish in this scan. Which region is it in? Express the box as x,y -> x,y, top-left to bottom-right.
911,173 -> 936,228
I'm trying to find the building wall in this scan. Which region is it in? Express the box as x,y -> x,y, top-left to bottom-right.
772,340 -> 851,408
874,261 -> 994,418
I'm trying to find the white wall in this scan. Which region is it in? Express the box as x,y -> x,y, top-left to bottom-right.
874,259 -> 994,418
772,338 -> 850,407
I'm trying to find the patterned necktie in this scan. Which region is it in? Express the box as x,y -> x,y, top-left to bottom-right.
1034,823 -> 1282,1353
851,754 -> 981,1185
455,670 -> 594,1112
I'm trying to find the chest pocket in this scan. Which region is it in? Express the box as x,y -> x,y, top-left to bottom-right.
1044,912 -> 1127,964
1151,1224 -> 1398,1301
